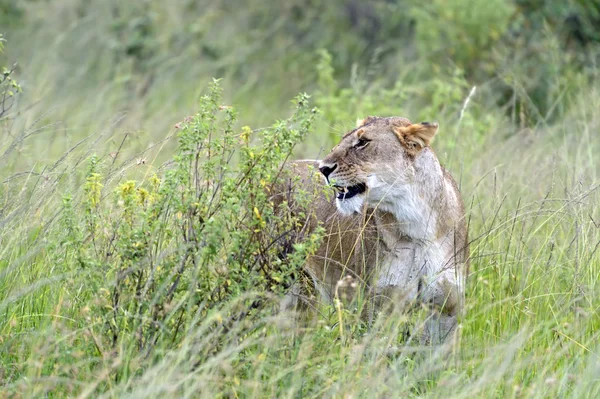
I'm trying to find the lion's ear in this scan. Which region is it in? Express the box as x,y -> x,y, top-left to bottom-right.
356,116 -> 377,128
393,122 -> 439,154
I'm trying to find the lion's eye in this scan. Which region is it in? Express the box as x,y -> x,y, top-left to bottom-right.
355,138 -> 370,149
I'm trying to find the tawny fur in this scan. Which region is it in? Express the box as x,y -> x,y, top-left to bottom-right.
275,116 -> 469,344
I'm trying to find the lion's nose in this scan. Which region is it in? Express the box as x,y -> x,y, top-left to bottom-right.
319,163 -> 337,179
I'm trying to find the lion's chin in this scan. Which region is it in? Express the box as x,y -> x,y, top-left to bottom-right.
335,195 -> 364,215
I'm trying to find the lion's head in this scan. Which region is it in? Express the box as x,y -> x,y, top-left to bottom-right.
319,116 -> 439,215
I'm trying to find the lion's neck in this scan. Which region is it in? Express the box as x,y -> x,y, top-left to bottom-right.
371,149 -> 446,243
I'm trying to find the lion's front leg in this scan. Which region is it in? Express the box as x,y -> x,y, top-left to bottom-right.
420,311 -> 457,346
418,270 -> 463,345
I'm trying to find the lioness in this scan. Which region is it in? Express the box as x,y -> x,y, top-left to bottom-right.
280,116 -> 468,344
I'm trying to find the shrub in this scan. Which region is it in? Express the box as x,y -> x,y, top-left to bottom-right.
28,80 -> 323,386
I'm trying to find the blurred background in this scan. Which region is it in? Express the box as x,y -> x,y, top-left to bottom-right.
2,0 -> 599,167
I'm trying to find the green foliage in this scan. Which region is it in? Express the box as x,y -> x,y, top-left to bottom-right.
109,2 -> 158,72
410,0 -> 514,77
0,81 -> 323,394
2,1 -> 600,397
0,34 -> 21,119
0,0 -> 24,27
3,0 -> 600,145
313,48 -> 497,150
88,81 -> 317,355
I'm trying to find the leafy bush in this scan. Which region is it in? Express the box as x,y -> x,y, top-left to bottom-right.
1,80 -> 323,392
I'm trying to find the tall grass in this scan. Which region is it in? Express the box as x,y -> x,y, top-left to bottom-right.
2,81 -> 599,397
2,0 -> 600,397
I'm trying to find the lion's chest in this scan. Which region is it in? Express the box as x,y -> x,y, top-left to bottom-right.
373,238 -> 446,304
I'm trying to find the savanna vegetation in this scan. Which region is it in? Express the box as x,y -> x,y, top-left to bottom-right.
1,0 -> 600,397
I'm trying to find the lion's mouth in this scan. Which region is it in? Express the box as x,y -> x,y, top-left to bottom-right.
333,183 -> 366,200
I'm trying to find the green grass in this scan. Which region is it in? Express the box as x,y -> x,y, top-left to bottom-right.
2,1 -> 600,397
